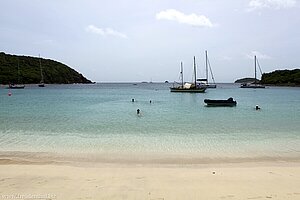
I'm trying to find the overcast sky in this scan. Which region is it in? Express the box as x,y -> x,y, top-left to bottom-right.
1,0 -> 299,82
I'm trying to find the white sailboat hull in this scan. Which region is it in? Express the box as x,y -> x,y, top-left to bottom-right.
8,84 -> 25,89
170,87 -> 206,93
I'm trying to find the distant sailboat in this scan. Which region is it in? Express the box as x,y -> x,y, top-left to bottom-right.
240,55 -> 265,88
8,59 -> 25,89
38,55 -> 45,87
197,50 -> 216,88
170,56 -> 206,93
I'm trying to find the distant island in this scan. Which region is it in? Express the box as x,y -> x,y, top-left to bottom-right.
0,52 -> 92,84
235,69 -> 300,86
234,78 -> 259,84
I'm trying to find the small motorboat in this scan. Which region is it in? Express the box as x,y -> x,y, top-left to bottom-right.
204,97 -> 237,107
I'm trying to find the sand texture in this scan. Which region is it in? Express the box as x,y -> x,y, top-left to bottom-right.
0,162 -> 300,200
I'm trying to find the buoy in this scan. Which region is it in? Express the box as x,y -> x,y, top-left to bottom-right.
8,92 -> 12,96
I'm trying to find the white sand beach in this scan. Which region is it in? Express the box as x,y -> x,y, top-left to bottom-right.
0,160 -> 300,200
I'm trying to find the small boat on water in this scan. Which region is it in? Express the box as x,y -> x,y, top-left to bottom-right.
240,83 -> 265,88
170,57 -> 206,93
204,97 -> 237,107
8,83 -> 25,89
197,50 -> 217,88
38,55 -> 45,87
38,83 -> 45,87
240,55 -> 265,89
7,59 -> 25,89
170,83 -> 206,93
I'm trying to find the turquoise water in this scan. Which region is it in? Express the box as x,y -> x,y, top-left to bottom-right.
0,83 -> 300,161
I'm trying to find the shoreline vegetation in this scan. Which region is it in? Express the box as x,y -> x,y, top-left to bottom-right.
1,52 -> 299,86
235,69 -> 300,87
0,52 -> 92,84
261,69 -> 300,86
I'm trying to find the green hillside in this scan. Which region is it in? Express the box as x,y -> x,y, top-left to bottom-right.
0,52 -> 92,84
234,78 -> 259,83
261,69 -> 300,86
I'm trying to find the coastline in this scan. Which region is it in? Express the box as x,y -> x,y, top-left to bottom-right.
1,150 -> 300,166
262,84 -> 300,87
1,83 -> 299,199
0,157 -> 299,200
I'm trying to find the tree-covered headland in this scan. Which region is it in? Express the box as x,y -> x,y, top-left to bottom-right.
0,52 -> 92,84
260,69 -> 300,86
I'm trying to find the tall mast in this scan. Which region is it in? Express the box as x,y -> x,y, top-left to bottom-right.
39,54 -> 44,83
17,59 -> 20,84
193,56 -> 197,87
254,55 -> 257,85
205,50 -> 208,83
180,61 -> 183,88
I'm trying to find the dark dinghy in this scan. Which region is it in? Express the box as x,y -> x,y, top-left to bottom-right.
204,97 -> 237,107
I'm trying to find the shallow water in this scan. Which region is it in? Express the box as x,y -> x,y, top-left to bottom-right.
0,83 -> 299,161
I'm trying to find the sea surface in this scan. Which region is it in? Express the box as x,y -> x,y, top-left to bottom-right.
0,83 -> 300,163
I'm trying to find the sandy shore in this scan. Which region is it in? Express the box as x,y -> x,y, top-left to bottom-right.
0,160 -> 300,200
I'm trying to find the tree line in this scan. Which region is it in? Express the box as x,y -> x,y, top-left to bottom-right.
0,52 -> 92,84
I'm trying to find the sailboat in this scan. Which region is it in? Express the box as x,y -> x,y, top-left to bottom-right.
197,50 -> 216,88
38,55 -> 45,87
240,55 -> 265,88
170,56 -> 206,93
8,59 -> 25,89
